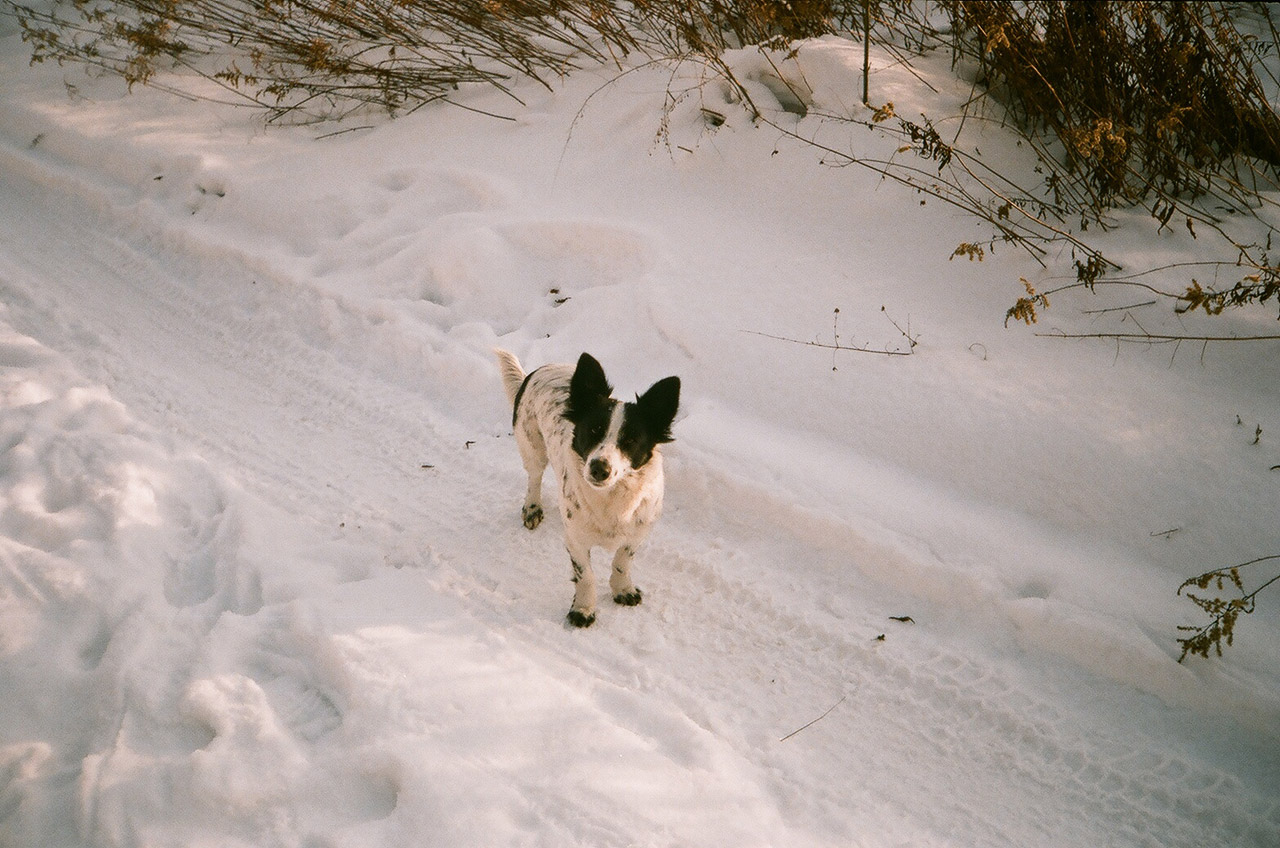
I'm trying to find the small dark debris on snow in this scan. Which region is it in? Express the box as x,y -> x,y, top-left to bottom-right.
873,634 -> 886,642
465,440 -> 476,449
701,108 -> 726,127
889,615 -> 915,624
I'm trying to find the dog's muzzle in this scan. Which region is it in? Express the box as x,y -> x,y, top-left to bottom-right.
587,457 -> 612,485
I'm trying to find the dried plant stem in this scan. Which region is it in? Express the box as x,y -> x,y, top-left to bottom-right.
744,306 -> 919,361
780,694 -> 847,742
1177,556 -> 1280,661
1037,330 -> 1280,344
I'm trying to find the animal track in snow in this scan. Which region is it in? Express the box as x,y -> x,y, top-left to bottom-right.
241,607 -> 346,742
160,472 -> 248,611
372,167 -> 418,193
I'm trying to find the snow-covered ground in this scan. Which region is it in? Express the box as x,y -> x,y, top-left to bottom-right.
1,17 -> 1278,848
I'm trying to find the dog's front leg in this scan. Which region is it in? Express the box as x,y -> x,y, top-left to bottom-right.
610,545 -> 642,606
564,538 -> 598,627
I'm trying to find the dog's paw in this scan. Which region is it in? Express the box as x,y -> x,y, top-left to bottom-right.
521,503 -> 543,530
565,609 -> 596,628
613,588 -> 643,607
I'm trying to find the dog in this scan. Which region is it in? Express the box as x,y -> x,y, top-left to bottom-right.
495,349 -> 680,627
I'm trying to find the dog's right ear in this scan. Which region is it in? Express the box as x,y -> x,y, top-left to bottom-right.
566,353 -> 613,422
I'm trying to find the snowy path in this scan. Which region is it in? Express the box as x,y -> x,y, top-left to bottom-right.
2,40 -> 1279,848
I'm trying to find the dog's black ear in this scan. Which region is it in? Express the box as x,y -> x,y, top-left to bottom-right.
636,376 -> 680,442
567,353 -> 612,422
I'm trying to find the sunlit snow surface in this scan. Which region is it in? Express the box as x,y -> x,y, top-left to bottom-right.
1,22 -> 1278,848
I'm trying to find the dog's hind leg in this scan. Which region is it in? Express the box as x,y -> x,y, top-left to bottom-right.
565,539 -> 598,627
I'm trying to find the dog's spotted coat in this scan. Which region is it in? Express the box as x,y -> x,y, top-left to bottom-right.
496,349 -> 680,627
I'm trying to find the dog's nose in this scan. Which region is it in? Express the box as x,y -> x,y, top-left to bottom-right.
588,458 -> 611,483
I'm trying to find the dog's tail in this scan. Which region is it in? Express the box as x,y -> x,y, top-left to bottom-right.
494,348 -> 526,408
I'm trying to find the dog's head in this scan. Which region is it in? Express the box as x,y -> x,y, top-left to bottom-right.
565,353 -> 680,489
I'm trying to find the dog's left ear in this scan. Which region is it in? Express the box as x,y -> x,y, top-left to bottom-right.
567,352 -> 613,422
636,376 -> 681,442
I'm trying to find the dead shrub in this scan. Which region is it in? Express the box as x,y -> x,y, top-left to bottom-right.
945,1 -> 1280,213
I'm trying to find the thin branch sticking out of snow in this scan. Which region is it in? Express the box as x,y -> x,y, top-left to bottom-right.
779,695 -> 847,743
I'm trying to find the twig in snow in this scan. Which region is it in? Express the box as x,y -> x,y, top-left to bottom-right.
779,695 -> 847,743
1036,329 -> 1280,344
314,125 -> 375,140
744,306 -> 919,364
1081,300 -> 1158,315
743,329 -> 916,359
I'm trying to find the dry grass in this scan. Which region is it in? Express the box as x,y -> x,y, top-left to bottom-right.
14,0 -> 649,120
946,2 -> 1280,220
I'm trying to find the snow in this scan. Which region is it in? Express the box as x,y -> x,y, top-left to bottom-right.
1,18 -> 1279,848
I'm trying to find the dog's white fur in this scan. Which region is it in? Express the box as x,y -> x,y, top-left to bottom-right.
495,349 -> 666,627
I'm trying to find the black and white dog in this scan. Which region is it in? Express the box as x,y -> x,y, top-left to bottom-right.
495,349 -> 680,628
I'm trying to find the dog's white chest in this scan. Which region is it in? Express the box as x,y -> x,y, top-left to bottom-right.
560,456 -> 663,550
